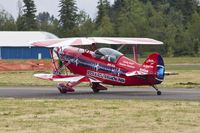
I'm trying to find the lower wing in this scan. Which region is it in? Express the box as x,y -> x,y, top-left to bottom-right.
34,73 -> 101,83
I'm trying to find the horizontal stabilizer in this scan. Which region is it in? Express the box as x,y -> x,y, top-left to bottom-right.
165,72 -> 179,76
126,70 -> 148,77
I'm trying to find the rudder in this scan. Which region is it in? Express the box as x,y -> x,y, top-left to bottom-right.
143,53 -> 165,84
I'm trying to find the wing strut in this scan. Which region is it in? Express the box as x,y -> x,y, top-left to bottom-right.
49,48 -> 59,73
117,44 -> 126,51
117,44 -> 139,62
133,45 -> 139,62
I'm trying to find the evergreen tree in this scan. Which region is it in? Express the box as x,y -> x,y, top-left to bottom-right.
59,0 -> 78,37
0,0 -> 200,57
115,0 -> 147,37
37,12 -> 51,23
94,15 -> 114,36
94,0 -> 114,36
0,10 -> 16,31
110,0 -> 126,36
77,17 -> 95,37
76,11 -> 95,36
112,0 -> 125,10
96,0 -> 110,27
17,0 -> 38,31
37,12 -> 60,35
186,12 -> 200,56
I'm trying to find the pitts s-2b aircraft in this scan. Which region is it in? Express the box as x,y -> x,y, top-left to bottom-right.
32,37 -> 165,95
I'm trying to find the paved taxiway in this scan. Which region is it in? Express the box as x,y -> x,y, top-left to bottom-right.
0,87 -> 200,101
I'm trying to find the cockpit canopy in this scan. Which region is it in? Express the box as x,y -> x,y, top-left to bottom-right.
94,48 -> 123,62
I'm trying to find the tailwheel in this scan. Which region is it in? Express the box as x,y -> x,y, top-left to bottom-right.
91,83 -> 108,93
57,83 -> 75,94
152,85 -> 162,96
157,91 -> 162,96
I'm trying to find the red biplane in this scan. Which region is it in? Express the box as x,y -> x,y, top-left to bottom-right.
32,37 -> 165,95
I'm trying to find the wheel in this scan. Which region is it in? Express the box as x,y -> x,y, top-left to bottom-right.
58,87 -> 67,94
58,88 -> 67,94
57,83 -> 68,94
92,88 -> 100,93
157,91 -> 162,96
91,83 -> 100,93
91,83 -> 108,93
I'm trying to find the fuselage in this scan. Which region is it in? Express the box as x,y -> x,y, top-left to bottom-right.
57,46 -> 158,86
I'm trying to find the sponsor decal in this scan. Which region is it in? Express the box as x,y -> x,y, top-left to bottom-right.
119,60 -> 135,69
61,54 -> 127,75
146,59 -> 155,64
143,65 -> 154,69
139,68 -> 149,74
107,63 -> 115,67
87,70 -> 125,83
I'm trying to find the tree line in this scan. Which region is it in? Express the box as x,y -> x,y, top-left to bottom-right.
0,0 -> 200,57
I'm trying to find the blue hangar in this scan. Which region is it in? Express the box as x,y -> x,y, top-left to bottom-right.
0,31 -> 58,59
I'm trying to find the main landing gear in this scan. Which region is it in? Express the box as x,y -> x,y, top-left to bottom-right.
91,83 -> 108,93
152,85 -> 162,95
57,83 -> 75,94
57,82 -> 108,94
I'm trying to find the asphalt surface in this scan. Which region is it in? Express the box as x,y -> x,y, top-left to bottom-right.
0,86 -> 200,101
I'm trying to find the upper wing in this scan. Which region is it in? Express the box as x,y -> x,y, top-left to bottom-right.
31,37 -> 163,48
31,37 -> 94,48
34,73 -> 101,83
92,37 -> 163,45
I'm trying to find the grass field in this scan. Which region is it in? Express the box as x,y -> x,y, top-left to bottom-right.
163,57 -> 200,64
0,71 -> 55,86
0,64 -> 199,88
0,58 -> 199,133
0,70 -> 200,88
0,99 -> 200,133
138,57 -> 200,64
0,57 -> 199,87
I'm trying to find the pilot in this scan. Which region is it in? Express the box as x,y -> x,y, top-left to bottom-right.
101,55 -> 111,62
91,43 -> 97,51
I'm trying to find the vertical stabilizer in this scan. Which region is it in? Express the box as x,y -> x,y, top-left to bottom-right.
142,53 -> 165,84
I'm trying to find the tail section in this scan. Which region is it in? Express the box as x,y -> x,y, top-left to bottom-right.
142,53 -> 165,84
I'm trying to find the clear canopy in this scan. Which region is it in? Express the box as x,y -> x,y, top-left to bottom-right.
94,48 -> 123,62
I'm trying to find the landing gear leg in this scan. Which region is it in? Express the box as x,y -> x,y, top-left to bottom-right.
152,85 -> 162,95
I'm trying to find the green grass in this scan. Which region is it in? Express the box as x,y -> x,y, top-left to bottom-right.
0,57 -> 200,133
0,99 -> 200,133
0,57 -> 199,88
163,57 -> 200,64
0,69 -> 200,88
0,71 -> 56,86
166,65 -> 200,71
160,70 -> 200,88
139,57 -> 200,64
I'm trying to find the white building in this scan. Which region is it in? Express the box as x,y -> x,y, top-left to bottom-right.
0,31 -> 58,59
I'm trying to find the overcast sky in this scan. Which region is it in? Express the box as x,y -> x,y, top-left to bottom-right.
0,0 -> 115,19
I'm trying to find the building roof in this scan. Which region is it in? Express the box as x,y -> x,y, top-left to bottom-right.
0,31 -> 58,47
